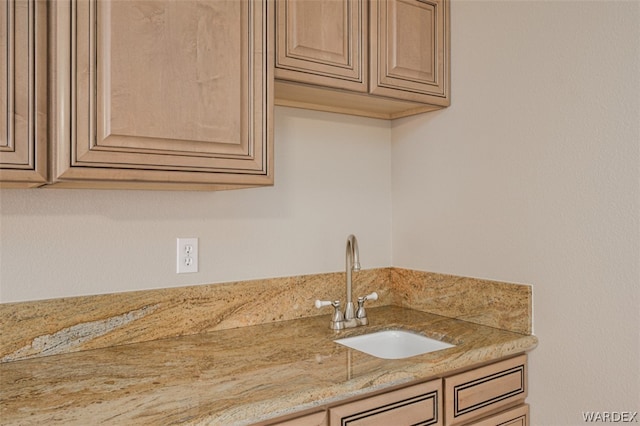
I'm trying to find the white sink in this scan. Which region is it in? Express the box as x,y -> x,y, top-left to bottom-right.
335,329 -> 455,359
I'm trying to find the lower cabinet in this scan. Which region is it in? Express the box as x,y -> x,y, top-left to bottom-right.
444,355 -> 528,426
330,380 -> 442,426
467,405 -> 529,426
262,355 -> 529,426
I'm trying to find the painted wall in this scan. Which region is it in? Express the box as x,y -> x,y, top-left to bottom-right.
0,107 -> 392,302
392,1 -> 640,424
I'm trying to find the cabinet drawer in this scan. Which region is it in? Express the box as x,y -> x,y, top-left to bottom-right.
330,379 -> 442,426
470,404 -> 529,426
444,355 -> 527,426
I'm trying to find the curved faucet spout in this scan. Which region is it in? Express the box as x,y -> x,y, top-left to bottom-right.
345,234 -> 360,321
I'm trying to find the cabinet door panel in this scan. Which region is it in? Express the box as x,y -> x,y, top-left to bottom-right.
0,0 -> 47,186
54,0 -> 272,187
275,0 -> 366,92
470,404 -> 529,426
330,380 -> 442,426
444,355 -> 527,426
102,1 -> 242,147
370,0 -> 449,105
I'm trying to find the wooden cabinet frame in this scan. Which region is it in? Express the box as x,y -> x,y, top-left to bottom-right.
276,0 -> 367,92
258,355 -> 530,426
444,355 -> 528,426
274,0 -> 450,120
370,0 -> 449,104
0,0 -> 48,187
49,0 -> 273,190
330,380 -> 442,425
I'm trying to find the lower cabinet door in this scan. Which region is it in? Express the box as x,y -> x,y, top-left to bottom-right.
329,380 -> 442,426
444,355 -> 527,426
468,404 -> 529,426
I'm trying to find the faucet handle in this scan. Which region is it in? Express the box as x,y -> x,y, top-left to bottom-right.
315,300 -> 334,309
355,292 -> 379,325
315,300 -> 345,330
360,292 -> 378,302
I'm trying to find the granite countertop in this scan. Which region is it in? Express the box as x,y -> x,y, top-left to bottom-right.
0,306 -> 538,425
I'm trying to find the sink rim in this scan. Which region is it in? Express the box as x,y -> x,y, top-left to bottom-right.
334,328 -> 455,360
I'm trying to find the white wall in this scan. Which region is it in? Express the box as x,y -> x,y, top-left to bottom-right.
0,107 -> 392,302
392,0 -> 640,424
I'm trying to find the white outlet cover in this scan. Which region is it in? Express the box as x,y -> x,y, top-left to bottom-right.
177,238 -> 198,274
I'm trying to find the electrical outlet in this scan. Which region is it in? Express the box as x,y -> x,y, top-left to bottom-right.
177,238 -> 198,273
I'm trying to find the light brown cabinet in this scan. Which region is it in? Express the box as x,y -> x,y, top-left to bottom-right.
275,0 -> 449,120
468,404 -> 529,426
48,0 -> 273,190
1,0 -> 273,190
444,355 -> 527,426
259,355 -> 529,426
275,0 -> 367,94
263,380 -> 442,426
0,0 -> 48,188
329,380 -> 442,425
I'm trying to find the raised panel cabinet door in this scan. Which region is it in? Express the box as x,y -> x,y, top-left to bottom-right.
52,0 -> 273,189
370,0 -> 449,106
329,380 -> 442,426
0,0 -> 47,187
444,355 -> 527,426
469,404 -> 529,426
275,0 -> 367,92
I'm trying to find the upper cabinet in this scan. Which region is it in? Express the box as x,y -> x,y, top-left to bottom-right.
49,0 -> 273,190
1,0 -> 273,190
1,0 -> 448,190
0,0 -> 48,188
274,0 -> 450,120
275,0 -> 368,93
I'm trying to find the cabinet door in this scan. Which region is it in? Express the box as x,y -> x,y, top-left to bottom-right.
52,0 -> 272,189
275,0 -> 367,92
329,380 -> 442,426
0,0 -> 47,187
370,0 -> 449,106
469,404 -> 529,426
444,355 -> 527,426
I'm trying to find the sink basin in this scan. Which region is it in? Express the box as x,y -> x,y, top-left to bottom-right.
335,330 -> 455,359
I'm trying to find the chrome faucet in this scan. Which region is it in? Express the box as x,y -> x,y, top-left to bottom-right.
315,235 -> 378,330
344,234 -> 361,324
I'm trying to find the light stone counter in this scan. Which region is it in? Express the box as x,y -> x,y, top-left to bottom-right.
0,306 -> 538,425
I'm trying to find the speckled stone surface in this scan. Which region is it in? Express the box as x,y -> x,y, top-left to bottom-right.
0,306 -> 538,425
389,268 -> 533,335
0,269 -> 392,362
0,268 -> 532,363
